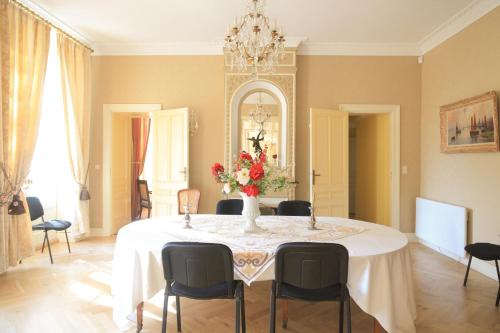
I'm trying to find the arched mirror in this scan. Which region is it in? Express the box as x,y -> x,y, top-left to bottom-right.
239,90 -> 282,160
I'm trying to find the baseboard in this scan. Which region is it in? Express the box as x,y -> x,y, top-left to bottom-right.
416,237 -> 497,281
405,233 -> 418,242
90,227 -> 110,237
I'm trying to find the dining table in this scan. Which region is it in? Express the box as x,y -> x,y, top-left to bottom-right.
111,214 -> 416,333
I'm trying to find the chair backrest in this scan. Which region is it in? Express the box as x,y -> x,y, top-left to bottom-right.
178,189 -> 201,214
216,199 -> 243,215
162,242 -> 234,295
277,200 -> 311,216
138,180 -> 150,202
275,242 -> 349,291
26,196 -> 44,221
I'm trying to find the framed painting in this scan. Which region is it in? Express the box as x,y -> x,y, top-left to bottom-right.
440,91 -> 499,153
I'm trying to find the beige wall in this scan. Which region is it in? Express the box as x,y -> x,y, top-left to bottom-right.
90,55 -> 421,232
421,7 -> 500,244
296,56 -> 421,232
355,114 -> 391,226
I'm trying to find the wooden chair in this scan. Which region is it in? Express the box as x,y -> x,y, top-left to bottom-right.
177,189 -> 201,214
138,180 -> 152,219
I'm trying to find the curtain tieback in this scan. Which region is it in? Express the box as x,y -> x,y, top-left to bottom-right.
1,163 -> 27,215
79,184 -> 91,201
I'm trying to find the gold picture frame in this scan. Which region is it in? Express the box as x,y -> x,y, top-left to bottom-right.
440,91 -> 499,153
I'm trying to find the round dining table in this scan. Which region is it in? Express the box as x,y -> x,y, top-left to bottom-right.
111,215 -> 416,333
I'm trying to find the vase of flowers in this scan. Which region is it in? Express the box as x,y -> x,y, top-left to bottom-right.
211,148 -> 290,233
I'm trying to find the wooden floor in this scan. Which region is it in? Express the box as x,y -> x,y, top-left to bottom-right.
0,237 -> 498,333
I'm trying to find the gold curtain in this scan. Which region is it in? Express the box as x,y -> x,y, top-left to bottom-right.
0,0 -> 51,272
57,33 -> 91,240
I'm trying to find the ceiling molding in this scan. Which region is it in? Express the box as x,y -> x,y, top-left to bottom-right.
297,42 -> 420,56
418,0 -> 500,54
92,37 -> 308,56
18,0 -> 94,47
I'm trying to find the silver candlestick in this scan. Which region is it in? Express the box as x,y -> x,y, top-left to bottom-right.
308,205 -> 317,230
183,205 -> 192,229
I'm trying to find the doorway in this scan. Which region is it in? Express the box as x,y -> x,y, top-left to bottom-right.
310,105 -> 400,229
102,104 -> 190,236
349,114 -> 391,226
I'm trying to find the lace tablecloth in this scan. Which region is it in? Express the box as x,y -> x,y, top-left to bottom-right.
112,215 -> 416,333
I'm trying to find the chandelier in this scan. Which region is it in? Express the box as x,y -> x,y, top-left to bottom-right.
224,0 -> 286,75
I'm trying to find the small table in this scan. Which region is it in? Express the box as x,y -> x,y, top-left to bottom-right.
112,215 -> 416,333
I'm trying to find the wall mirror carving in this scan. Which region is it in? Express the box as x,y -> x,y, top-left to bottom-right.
224,49 -> 297,202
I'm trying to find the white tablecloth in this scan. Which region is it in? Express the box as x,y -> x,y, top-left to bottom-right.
112,215 -> 416,333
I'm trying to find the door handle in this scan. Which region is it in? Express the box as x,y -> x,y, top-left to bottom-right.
179,167 -> 187,181
312,169 -> 321,185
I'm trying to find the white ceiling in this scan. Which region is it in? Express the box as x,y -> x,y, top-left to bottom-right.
24,0 -> 500,55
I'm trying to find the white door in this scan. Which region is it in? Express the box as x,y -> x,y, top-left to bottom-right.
150,108 -> 189,217
310,108 -> 349,217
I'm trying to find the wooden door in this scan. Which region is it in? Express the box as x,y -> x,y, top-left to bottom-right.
150,108 -> 189,217
111,113 -> 132,233
310,108 -> 349,217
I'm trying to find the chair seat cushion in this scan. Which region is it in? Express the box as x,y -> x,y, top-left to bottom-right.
32,220 -> 72,231
465,243 -> 500,261
279,282 -> 342,301
170,281 -> 238,299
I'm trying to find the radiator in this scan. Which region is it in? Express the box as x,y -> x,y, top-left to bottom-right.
416,197 -> 467,260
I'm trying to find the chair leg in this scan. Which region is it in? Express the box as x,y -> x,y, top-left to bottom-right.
463,255 -> 472,286
45,231 -> 54,264
270,281 -> 277,333
281,300 -> 288,329
346,293 -> 352,333
235,290 -> 241,333
41,233 -> 46,253
240,282 -> 246,333
176,296 -> 181,332
162,294 -> 169,333
496,260 -> 499,307
339,299 -> 344,333
148,207 -> 151,219
64,230 -> 71,253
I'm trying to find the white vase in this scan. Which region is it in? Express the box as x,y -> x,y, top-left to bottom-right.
240,192 -> 263,233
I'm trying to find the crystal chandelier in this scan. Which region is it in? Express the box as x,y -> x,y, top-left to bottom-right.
224,0 -> 286,75
249,93 -> 271,132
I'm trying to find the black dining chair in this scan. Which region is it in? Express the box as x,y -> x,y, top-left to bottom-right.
270,242 -> 351,333
26,196 -> 72,264
216,199 -> 244,215
277,200 -> 311,216
463,242 -> 500,306
161,242 -> 246,333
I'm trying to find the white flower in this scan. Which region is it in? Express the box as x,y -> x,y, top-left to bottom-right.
223,183 -> 231,194
237,168 -> 250,185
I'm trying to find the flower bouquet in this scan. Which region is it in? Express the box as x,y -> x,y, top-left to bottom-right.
211,148 -> 290,232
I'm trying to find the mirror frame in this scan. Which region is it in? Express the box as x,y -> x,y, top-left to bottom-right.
231,81 -> 288,166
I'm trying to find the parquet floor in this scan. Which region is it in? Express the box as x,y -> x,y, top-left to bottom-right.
0,237 -> 498,333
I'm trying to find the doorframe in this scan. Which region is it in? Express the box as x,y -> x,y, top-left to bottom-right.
100,104 -> 162,236
339,104 -> 401,231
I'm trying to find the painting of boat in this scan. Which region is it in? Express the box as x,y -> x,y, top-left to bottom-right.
440,91 -> 499,153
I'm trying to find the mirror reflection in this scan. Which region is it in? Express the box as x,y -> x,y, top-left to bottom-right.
239,91 -> 281,160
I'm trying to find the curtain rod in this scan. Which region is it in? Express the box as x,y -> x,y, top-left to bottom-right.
9,0 -> 94,52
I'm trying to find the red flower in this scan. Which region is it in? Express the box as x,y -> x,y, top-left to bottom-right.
259,152 -> 267,163
249,163 -> 264,181
240,152 -> 253,162
211,163 -> 224,177
243,184 -> 260,197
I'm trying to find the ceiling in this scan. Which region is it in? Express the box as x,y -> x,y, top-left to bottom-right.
25,0 -> 500,55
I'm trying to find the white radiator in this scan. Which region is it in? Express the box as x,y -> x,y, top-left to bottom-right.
416,197 -> 467,260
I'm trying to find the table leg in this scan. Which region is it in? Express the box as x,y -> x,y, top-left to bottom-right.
137,302 -> 144,333
281,300 -> 289,329
374,318 -> 386,333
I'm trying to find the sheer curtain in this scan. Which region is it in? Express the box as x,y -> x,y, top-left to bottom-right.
57,33 -> 91,240
0,0 -> 51,273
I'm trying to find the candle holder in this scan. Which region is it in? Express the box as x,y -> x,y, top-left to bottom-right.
308,205 -> 318,230
183,205 -> 192,229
